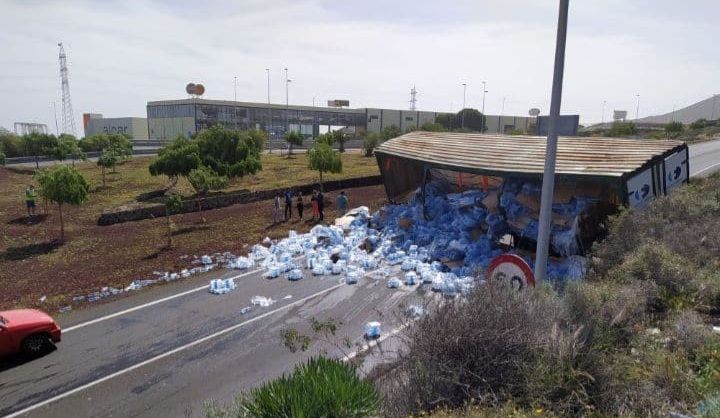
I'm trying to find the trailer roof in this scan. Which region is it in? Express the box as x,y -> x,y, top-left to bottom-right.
375,131 -> 686,179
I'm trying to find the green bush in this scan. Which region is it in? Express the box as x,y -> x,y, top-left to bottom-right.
0,150 -> 5,165
362,133 -> 381,157
0,133 -> 23,157
238,356 -> 378,418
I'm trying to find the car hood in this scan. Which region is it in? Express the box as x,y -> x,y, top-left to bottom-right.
1,309 -> 55,329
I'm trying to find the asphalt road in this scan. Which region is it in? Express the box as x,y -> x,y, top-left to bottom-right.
0,262 -> 421,418
689,139 -> 720,177
1,139 -> 719,418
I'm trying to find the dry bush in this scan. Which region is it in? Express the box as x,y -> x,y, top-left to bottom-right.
376,283 -> 592,417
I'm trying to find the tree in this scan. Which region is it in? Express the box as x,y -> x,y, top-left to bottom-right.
307,142 -> 342,191
284,130 -> 304,156
381,125 -> 402,140
315,132 -> 335,146
331,129 -> 346,152
97,150 -> 119,186
52,134 -> 85,166
0,150 -> 5,166
195,125 -> 263,177
149,136 -> 201,189
79,133 -> 132,157
164,194 -> 183,248
362,133 -> 382,157
0,133 -> 23,157
420,122 -> 446,132
457,108 -> 486,132
23,132 -> 57,168
35,165 -> 90,242
187,166 -> 228,218
436,113 -> 457,131
608,121 -> 637,137
665,121 -> 684,136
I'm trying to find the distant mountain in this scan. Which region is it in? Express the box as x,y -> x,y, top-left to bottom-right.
638,94 -> 719,124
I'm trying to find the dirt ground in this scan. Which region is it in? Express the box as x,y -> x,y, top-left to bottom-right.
0,163 -> 387,312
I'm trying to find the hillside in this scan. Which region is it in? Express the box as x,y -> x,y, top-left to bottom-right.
638,94 -> 720,124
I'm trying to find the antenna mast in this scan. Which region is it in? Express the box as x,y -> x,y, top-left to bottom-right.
58,42 -> 77,136
409,85 -> 418,111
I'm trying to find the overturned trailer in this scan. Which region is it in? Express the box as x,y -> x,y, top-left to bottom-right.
375,131 -> 688,256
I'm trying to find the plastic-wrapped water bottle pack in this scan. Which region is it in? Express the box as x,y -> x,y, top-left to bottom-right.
209,278 -> 236,295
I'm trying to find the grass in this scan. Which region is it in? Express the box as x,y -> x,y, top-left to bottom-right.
70,152 -> 379,210
0,152 -> 384,311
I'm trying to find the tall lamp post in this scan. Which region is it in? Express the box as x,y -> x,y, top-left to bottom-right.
601,100 -> 606,124
233,76 -> 237,102
265,68 -> 270,104
635,94 -> 640,120
499,96 -> 506,134
534,0 -> 570,283
285,67 -> 291,137
461,83 -> 467,129
481,81 -> 487,132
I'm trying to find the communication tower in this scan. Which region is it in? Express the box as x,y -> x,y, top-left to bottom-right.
409,86 -> 418,111
58,42 -> 77,136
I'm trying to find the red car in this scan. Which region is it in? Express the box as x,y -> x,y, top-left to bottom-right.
0,309 -> 62,357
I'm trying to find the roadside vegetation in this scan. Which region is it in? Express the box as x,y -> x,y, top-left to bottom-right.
204,173 -> 720,418
581,118 -> 720,142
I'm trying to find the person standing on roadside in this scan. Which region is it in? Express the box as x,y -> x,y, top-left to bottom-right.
317,189 -> 325,221
284,189 -> 293,221
310,190 -> 319,221
336,191 -> 348,216
296,191 -> 304,220
25,184 -> 37,218
273,192 -> 281,224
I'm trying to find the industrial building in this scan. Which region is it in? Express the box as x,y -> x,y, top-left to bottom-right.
146,98 -> 537,140
14,122 -> 48,135
83,113 -> 148,139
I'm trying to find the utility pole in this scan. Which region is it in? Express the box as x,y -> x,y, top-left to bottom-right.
481,80 -> 487,132
285,67 -> 291,135
234,76 -> 237,102
461,83 -> 467,129
265,68 -> 270,104
52,101 -> 59,135
534,0 -> 570,283
711,94 -> 718,120
635,94 -> 640,120
499,96 -> 506,134
601,100 -> 606,124
57,42 -> 77,136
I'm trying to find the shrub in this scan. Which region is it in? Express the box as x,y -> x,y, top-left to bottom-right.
0,150 -> 5,165
377,282 -> 591,417
0,132 -> 23,157
362,133 -> 381,157
240,356 -> 378,418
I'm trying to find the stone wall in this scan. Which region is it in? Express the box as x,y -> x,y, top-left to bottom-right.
97,175 -> 383,225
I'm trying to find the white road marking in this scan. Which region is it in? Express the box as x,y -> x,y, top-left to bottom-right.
3,283 -> 345,418
63,268 -> 263,333
692,161 -> 720,177
343,322 -> 409,362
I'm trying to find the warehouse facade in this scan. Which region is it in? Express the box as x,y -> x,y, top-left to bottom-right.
146,98 -> 537,140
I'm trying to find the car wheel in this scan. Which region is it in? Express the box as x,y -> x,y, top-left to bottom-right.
22,333 -> 50,356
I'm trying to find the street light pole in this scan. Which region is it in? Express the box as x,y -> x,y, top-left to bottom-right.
481,81 -> 487,132
499,96 -> 506,134
461,83 -> 467,129
52,101 -> 59,135
234,76 -> 237,102
265,68 -> 270,104
601,100 -> 606,124
534,0 -> 570,283
635,94 -> 640,120
285,67 -> 291,136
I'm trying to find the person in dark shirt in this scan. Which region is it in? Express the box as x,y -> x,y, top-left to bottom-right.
317,190 -> 325,221
296,191 -> 304,220
284,189 -> 292,220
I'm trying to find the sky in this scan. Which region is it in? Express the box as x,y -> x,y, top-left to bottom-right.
1,0 -> 718,134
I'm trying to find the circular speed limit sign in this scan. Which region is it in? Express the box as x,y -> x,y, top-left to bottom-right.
487,254 -> 535,289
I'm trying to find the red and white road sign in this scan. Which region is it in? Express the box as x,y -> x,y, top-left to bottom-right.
487,254 -> 535,289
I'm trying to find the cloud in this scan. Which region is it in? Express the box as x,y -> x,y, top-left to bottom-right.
0,0 -> 718,133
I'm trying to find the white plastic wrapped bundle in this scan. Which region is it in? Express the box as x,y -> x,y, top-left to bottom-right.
441,281 -> 458,297
364,321 -> 381,339
401,258 -> 417,271
405,271 -> 418,285
421,268 -> 437,284
230,256 -> 254,270
332,260 -> 347,275
387,277 -> 402,288
180,269 -> 191,278
251,245 -> 271,261
251,295 -> 275,307
209,278 -> 236,294
201,255 -> 213,265
407,304 -> 425,317
431,277 -> 445,291
264,265 -> 282,279
312,264 -> 326,276
345,270 -> 360,284
287,269 -> 303,281
386,251 -> 407,266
